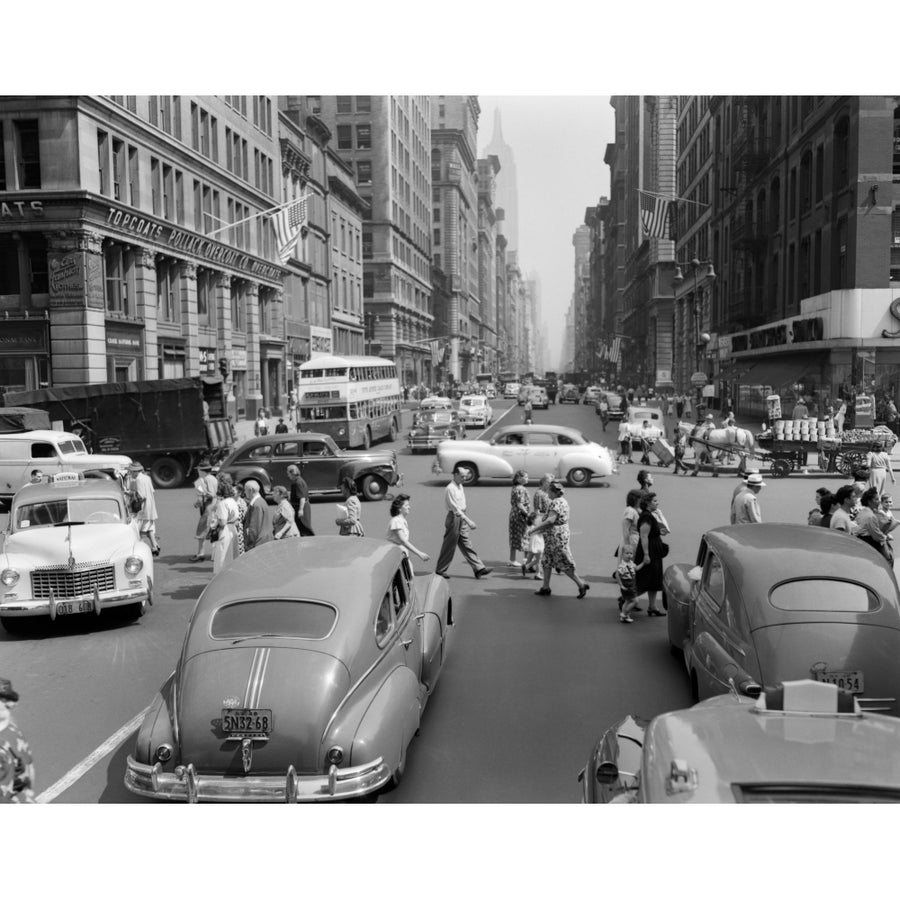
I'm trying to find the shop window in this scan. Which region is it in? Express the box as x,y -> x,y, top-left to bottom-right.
159,344 -> 186,379
0,236 -> 20,296
156,257 -> 180,323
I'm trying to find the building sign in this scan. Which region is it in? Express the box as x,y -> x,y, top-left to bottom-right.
1,200 -> 43,218
310,325 -> 333,358
731,316 -> 825,354
104,206 -> 284,283
0,322 -> 48,353
198,347 -> 217,375
105,327 -> 142,353
49,253 -> 84,301
231,349 -> 248,370
655,368 -> 672,384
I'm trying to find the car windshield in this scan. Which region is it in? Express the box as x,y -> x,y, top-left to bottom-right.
58,439 -> 87,454
419,412 -> 451,424
461,398 -> 483,407
211,599 -> 337,640
14,497 -> 123,530
769,579 -> 880,613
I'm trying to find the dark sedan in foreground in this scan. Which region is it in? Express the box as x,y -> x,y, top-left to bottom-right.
125,538 -> 453,802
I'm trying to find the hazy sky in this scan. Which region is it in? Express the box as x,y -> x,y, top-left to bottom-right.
477,96 -> 614,371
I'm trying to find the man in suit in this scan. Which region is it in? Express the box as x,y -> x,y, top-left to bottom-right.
243,480 -> 273,549
286,465 -> 315,536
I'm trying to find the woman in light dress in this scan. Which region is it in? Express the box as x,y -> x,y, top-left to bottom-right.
866,442 -> 895,498
336,478 -> 365,536
386,494 -> 430,562
211,481 -> 241,574
272,485 -> 300,540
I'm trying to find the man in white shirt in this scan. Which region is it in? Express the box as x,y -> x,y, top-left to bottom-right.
731,473 -> 765,524
435,465 -> 492,579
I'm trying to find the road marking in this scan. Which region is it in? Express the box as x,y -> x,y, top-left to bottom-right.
476,403 -> 516,439
36,705 -> 151,804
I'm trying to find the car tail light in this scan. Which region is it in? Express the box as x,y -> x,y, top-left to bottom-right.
326,746 -> 344,765
155,744 -> 173,763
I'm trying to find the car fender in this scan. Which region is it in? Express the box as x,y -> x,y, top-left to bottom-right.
663,563 -> 695,658
349,666 -> 422,772
131,675 -> 176,767
228,466 -> 273,493
415,574 -> 452,691
690,631 -> 759,699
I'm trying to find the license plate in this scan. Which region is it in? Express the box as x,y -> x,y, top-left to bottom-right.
56,600 -> 94,616
815,670 -> 864,693
221,708 -> 273,736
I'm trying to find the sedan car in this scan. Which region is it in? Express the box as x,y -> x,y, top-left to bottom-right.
0,472 -> 153,631
525,386 -> 549,409
582,385 -> 602,405
664,524 -> 900,715
596,392 -> 625,419
503,382 -> 521,399
623,406 -> 666,445
458,394 -> 493,428
433,424 -> 616,487
407,409 -> 466,452
125,537 -> 453,802
216,433 -> 401,502
580,679 -> 900,803
559,384 -> 580,404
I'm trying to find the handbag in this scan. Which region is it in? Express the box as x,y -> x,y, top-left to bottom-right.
660,541 -> 670,558
129,494 -> 145,514
208,524 -> 222,542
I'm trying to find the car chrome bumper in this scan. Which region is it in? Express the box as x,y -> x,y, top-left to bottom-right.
0,588 -> 150,618
124,755 -> 392,802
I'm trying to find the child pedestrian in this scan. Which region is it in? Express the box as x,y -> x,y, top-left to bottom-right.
522,511 -> 544,578
615,543 -> 639,624
523,397 -> 533,425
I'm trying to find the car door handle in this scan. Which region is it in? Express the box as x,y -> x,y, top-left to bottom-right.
400,638 -> 413,649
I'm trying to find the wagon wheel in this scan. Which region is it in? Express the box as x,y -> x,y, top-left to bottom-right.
834,450 -> 865,476
769,458 -> 792,478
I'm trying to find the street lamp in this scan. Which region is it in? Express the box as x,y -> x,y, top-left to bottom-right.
672,258 -> 716,408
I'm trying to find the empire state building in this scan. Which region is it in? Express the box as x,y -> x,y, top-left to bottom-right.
482,107 -> 519,254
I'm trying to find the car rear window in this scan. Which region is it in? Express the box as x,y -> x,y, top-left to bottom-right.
769,579 -> 879,613
211,599 -> 337,639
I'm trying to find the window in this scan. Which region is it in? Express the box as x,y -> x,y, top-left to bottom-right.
200,109 -> 210,157
151,157 -> 161,215
197,267 -> 215,327
375,593 -> 394,643
703,553 -> 725,608
128,147 -> 139,205
356,124 -> 371,149
357,160 -> 372,184
24,234 -> 48,295
175,171 -> 184,224
97,130 -> 109,195
231,278 -> 246,331
162,164 -> 173,219
356,96 -> 371,113
799,151 -> 812,212
16,120 -> 41,188
105,243 -> 133,315
815,145 -> 824,203
789,167 -> 797,219
337,96 -> 352,114
112,139 -> 125,201
0,123 -> 5,190
770,579 -> 878,613
337,125 -> 352,150
156,257 -> 179,323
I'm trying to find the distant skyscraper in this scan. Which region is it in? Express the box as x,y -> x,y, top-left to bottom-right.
483,107 -> 519,255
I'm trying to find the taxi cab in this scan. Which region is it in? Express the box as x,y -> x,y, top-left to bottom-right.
0,472 -> 153,631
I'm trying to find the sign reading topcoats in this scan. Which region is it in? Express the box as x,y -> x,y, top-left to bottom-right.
104,206 -> 283,282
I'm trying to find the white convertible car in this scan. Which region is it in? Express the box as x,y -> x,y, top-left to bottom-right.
0,472 -> 153,631
433,424 -> 617,487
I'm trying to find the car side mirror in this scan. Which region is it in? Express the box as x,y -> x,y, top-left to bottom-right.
595,761 -> 620,785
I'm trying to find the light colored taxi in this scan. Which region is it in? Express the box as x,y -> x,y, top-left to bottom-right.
623,406 -> 666,445
458,394 -> 493,428
580,679 -> 900,803
433,424 -> 616,487
0,472 -> 153,631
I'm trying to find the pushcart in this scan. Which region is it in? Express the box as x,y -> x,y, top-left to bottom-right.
650,437 -> 675,467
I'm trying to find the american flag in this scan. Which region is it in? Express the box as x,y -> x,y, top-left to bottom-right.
596,343 -> 608,361
638,190 -> 673,240
429,340 -> 441,367
608,337 -> 622,364
271,196 -> 308,264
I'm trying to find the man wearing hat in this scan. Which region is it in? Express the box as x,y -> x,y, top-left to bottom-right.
127,461 -> 161,555
731,472 -> 766,524
190,462 -> 219,562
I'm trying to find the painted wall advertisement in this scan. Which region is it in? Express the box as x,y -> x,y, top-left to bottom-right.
310,325 -> 333,359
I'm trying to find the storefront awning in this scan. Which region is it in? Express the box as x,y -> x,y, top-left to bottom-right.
740,352 -> 829,390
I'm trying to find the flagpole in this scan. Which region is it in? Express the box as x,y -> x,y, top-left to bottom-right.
206,195 -> 308,238
639,188 -> 709,210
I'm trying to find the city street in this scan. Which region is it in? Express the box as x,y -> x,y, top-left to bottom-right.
1,399 -> 855,803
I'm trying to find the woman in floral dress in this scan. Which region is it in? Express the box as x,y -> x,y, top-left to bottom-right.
529,481 -> 589,598
507,469 -> 531,569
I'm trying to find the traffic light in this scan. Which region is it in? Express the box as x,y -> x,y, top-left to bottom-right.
218,357 -> 229,377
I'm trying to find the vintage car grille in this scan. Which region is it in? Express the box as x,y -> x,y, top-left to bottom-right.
31,563 -> 116,600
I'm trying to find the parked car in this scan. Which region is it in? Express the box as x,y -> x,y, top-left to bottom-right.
503,382 -> 521,400
664,524 -> 900,715
526,386 -> 549,409
582,385 -> 602,405
596,392 -> 625,420
0,428 -> 132,502
622,406 -> 666,446
579,679 -> 900,803
458,394 -> 493,428
124,537 -> 453,802
559,384 -> 580,404
215,433 -> 401,502
418,396 -> 453,411
0,471 -> 154,631
0,678 -> 35,803
407,409 -> 466,452
433,424 -> 616,487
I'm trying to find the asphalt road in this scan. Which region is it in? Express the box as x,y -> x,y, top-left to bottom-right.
1,398 -> 849,803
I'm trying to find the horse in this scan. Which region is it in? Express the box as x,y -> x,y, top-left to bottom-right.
685,422 -> 757,458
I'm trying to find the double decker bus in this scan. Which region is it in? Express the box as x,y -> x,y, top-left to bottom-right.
296,355 -> 401,449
